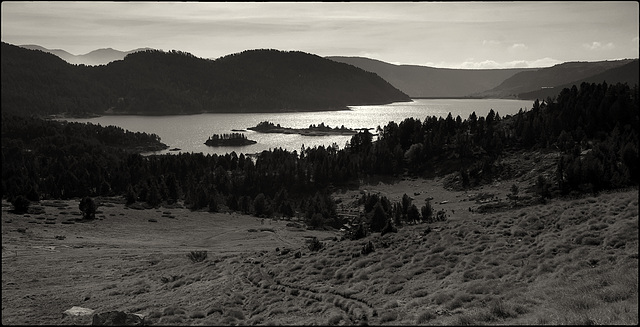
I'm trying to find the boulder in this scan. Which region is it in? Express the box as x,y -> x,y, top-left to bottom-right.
63,306 -> 95,317
92,311 -> 144,326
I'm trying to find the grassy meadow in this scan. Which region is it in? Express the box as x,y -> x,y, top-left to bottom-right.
2,175 -> 638,325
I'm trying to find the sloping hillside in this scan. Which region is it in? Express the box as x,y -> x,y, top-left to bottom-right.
327,56 -> 534,98
475,59 -> 636,98
1,43 -> 410,116
519,59 -> 639,100
2,173 -> 637,325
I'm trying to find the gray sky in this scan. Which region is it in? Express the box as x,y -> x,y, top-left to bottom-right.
1,1 -> 638,68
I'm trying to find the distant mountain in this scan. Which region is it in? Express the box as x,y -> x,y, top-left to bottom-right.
474,59 -> 637,99
1,43 -> 410,116
326,56 -> 536,98
19,44 -> 152,66
518,59 -> 639,100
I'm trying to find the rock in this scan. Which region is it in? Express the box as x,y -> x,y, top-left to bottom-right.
63,306 -> 95,317
92,311 -> 144,326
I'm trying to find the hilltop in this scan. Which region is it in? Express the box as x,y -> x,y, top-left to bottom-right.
1,43 -> 410,116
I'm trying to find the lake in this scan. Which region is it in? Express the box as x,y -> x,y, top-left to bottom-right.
61,98 -> 532,156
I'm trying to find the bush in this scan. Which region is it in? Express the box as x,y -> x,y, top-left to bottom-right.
163,306 -> 186,316
417,310 -> 436,323
187,250 -> 208,263
490,300 -> 516,319
361,241 -> 375,255
379,311 -> 397,323
381,221 -> 397,236
327,314 -> 343,325
11,195 -> 30,213
308,238 -> 323,252
79,197 -> 97,220
226,309 -> 245,320
346,222 -> 368,240
190,311 -> 206,319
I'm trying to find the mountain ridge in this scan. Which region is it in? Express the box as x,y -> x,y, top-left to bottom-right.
6,43 -> 638,106
1,42 -> 410,116
328,56 -> 638,100
474,59 -> 638,99
19,44 -> 153,66
326,56 -> 536,98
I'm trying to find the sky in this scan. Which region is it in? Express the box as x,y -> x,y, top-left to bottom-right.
1,1 -> 638,69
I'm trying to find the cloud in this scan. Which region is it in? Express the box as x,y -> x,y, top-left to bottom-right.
424,57 -> 561,69
509,43 -> 528,50
583,41 -> 615,50
482,39 -> 501,46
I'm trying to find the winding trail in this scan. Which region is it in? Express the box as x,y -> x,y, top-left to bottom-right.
238,258 -> 377,324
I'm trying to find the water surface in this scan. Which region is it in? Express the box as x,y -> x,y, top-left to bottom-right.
62,99 -> 532,155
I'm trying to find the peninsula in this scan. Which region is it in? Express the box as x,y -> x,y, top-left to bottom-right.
247,121 -> 361,136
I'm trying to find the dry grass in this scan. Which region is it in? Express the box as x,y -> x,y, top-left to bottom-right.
1,178 -> 637,325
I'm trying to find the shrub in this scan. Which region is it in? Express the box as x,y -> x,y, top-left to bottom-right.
147,311 -> 162,318
226,309 -> 245,320
187,250 -> 208,263
412,289 -> 429,298
190,311 -> 206,319
327,314 -> 343,325
416,310 -> 436,323
79,196 -> 98,220
381,221 -> 397,236
159,316 -> 184,324
432,292 -> 453,305
383,284 -> 403,294
207,306 -> 223,316
345,222 -> 368,240
361,241 -> 375,255
581,236 -> 602,246
163,306 -> 186,316
308,237 -> 324,252
456,314 -> 476,325
11,195 -> 30,213
379,311 -> 398,323
490,300 -> 516,319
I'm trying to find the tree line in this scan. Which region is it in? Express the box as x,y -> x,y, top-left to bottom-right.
2,81 -> 638,233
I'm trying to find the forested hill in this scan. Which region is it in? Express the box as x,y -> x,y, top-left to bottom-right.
518,59 -> 640,100
1,43 -> 410,116
474,59 -> 638,99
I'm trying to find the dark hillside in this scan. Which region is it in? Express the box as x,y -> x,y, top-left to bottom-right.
1,43 -> 111,116
1,43 -> 409,116
475,59 -> 635,98
519,59 -> 639,100
213,50 -> 410,110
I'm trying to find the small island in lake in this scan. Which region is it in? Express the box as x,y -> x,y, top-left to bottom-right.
205,133 -> 257,146
247,121 -> 360,136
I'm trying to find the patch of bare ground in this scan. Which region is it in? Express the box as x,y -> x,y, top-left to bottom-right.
2,177 -> 638,325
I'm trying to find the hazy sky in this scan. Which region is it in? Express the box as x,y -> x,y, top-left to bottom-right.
1,1 -> 638,69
